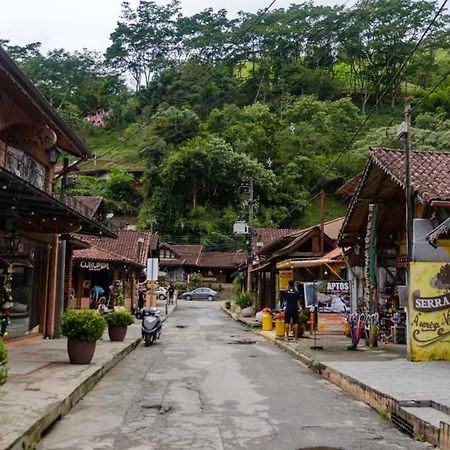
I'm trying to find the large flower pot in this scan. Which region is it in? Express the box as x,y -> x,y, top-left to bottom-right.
67,340 -> 97,364
108,325 -> 128,342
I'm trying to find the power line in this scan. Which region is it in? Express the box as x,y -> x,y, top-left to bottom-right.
77,0 -> 280,170
308,0 -> 449,197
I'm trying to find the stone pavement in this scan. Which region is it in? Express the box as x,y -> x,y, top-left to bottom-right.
226,309 -> 450,450
0,302 -> 175,450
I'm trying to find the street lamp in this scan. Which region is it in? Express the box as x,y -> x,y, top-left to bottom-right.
46,146 -> 62,166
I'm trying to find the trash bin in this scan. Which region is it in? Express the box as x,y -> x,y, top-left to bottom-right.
275,318 -> 285,337
262,310 -> 273,331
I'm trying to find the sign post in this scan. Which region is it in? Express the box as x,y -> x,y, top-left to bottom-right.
146,258 -> 159,308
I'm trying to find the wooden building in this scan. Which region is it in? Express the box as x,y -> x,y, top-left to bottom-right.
0,46 -> 114,340
72,230 -> 158,310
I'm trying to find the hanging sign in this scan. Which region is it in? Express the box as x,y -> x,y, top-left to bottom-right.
409,262 -> 450,361
1,123 -> 57,151
80,261 -> 109,271
279,270 -> 293,290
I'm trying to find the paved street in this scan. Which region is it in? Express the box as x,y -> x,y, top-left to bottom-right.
38,301 -> 429,450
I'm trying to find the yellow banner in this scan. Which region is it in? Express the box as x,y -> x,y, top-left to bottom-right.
409,262 -> 450,361
279,270 -> 293,290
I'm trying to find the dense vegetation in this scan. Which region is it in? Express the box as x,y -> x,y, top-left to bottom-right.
2,0 -> 450,247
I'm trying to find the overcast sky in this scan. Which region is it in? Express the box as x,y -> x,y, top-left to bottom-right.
1,0 -> 350,54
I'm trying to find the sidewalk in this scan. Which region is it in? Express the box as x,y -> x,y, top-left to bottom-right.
0,302 -> 175,450
225,309 -> 450,450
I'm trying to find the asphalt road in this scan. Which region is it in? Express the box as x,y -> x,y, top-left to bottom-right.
38,301 -> 429,450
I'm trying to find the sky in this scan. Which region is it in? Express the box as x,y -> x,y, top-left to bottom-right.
1,0 -> 350,54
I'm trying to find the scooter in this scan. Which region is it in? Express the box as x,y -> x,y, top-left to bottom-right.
135,307 -> 162,346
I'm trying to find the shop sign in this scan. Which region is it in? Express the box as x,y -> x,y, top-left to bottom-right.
1,123 -> 57,151
409,262 -> 450,361
279,270 -> 293,290
80,261 -> 109,271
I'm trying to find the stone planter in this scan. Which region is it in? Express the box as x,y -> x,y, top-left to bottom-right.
67,340 -> 97,364
108,325 -> 128,342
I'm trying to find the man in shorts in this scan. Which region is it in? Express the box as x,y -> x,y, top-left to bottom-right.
282,280 -> 303,341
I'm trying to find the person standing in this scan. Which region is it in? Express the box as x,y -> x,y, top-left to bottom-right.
91,285 -> 105,309
282,280 -> 303,342
167,284 -> 175,305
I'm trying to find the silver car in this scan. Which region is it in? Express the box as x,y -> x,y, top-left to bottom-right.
181,287 -> 217,301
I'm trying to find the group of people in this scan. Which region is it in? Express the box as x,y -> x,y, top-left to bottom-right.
91,285 -> 113,314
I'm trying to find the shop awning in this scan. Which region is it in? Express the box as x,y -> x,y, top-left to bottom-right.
0,166 -> 116,238
276,258 -> 341,270
250,262 -> 272,273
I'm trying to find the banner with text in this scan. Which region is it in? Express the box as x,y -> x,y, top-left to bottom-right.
409,262 -> 450,361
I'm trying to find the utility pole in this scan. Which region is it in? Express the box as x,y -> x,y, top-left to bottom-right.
404,104 -> 413,263
247,179 -> 254,292
320,189 -> 325,255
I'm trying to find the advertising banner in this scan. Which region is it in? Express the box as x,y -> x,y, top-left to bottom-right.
279,270 -> 293,290
303,280 -> 350,334
409,262 -> 450,361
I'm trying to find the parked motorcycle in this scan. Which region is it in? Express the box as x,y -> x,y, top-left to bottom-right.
135,307 -> 162,346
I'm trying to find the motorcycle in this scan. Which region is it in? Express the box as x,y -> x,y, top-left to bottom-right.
135,307 -> 162,346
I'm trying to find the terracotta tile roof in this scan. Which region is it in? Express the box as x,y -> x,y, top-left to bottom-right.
197,252 -> 247,268
74,196 -> 104,218
257,218 -> 344,255
254,228 -> 301,249
371,148 -> 450,202
168,244 -> 203,266
74,230 -> 157,266
73,245 -> 140,267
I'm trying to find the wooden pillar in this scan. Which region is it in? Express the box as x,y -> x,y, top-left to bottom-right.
46,235 -> 59,338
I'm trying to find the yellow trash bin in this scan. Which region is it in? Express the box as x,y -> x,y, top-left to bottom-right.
275,318 -> 285,337
262,312 -> 273,331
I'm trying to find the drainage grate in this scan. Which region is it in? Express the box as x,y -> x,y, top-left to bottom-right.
297,447 -> 343,450
227,339 -> 256,345
391,412 -> 414,437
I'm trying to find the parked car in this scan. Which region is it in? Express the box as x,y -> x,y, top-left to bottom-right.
155,287 -> 167,300
181,287 -> 217,301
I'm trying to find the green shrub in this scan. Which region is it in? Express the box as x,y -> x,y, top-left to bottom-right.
105,311 -> 134,327
61,310 -> 107,342
0,338 -> 7,385
298,312 -> 310,326
235,292 -> 253,309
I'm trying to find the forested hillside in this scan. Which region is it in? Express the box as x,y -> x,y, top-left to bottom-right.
2,0 -> 450,248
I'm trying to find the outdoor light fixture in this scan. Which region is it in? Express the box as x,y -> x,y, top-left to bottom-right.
46,145 -> 62,166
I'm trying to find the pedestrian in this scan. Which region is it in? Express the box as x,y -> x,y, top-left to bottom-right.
282,280 -> 304,342
167,283 -> 175,305
97,297 -> 109,315
91,285 -> 105,309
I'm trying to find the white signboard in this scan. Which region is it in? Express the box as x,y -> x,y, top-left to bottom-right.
146,258 -> 159,281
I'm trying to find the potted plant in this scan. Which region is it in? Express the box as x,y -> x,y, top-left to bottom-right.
105,310 -> 134,341
61,310 -> 107,364
0,338 -> 7,385
298,312 -> 310,338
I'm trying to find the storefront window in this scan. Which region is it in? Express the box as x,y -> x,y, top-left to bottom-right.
5,265 -> 34,338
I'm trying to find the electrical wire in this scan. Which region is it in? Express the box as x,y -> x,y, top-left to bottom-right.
308,0 -> 450,197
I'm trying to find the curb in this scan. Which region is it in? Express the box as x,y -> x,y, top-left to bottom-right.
10,304 -> 177,450
223,307 -> 447,449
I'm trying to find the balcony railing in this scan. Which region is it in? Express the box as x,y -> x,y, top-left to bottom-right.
0,146 -> 114,233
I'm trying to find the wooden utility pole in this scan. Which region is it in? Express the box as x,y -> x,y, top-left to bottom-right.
247,179 -> 254,292
404,104 -> 413,262
320,189 -> 325,254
